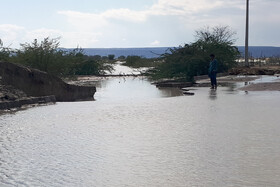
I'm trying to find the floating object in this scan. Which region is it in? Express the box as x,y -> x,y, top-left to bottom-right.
183,91 -> 195,96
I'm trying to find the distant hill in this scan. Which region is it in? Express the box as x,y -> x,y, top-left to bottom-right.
81,47 -> 170,58
78,46 -> 280,58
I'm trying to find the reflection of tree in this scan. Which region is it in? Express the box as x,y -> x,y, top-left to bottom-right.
157,87 -> 183,97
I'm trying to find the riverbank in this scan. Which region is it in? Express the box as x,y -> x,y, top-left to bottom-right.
1,65 -> 280,110
195,74 -> 280,91
229,66 -> 280,75
0,76 -> 56,111
0,61 -> 97,110
2,72 -> 280,187
239,81 -> 280,91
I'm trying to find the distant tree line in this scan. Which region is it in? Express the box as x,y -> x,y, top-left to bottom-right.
1,25 -> 240,81
122,56 -> 159,68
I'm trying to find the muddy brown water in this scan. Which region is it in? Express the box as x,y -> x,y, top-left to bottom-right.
1,76 -> 280,186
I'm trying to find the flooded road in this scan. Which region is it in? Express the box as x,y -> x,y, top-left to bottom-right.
1,76 -> 280,187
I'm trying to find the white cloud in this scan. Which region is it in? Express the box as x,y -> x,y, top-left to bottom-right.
149,0 -> 223,16
24,28 -> 63,42
150,40 -> 160,46
55,0 -> 237,47
0,24 -> 24,32
102,8 -> 148,22
58,10 -> 108,30
57,0 -> 235,27
0,23 -> 102,48
61,32 -> 101,47
1,0 -> 279,48
0,24 -> 25,46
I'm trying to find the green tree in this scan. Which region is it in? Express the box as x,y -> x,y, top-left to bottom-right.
8,37 -> 113,76
12,37 -> 70,75
0,39 -> 12,61
118,55 -> 126,61
123,55 -> 159,68
151,26 -> 240,82
108,54 -> 115,60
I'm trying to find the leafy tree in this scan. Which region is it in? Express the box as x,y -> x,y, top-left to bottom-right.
92,55 -> 102,61
123,55 -> 159,68
118,55 -> 126,61
8,37 -> 112,76
108,54 -> 115,60
151,26 -> 240,82
195,25 -> 237,45
12,37 -> 69,75
0,39 -> 12,61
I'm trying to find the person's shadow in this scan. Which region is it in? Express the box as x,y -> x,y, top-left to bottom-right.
209,89 -> 217,100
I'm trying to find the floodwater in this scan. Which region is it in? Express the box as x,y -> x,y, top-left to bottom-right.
1,76 -> 280,187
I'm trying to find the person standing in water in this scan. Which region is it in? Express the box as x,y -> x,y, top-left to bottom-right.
208,54 -> 218,89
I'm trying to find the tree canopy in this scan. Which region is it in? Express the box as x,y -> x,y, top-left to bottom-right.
0,37 -> 113,77
150,26 -> 240,82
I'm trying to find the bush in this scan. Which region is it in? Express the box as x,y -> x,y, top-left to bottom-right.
118,55 -> 126,61
3,37 -> 112,77
10,37 -> 72,75
123,55 -> 159,68
0,39 -> 12,61
108,54 -> 115,60
151,26 -> 240,82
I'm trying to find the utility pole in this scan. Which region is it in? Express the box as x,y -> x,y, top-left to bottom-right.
245,0 -> 249,67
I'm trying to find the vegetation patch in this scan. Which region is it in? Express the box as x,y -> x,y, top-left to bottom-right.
149,26 -> 240,82
122,55 -> 160,68
0,37 -> 114,77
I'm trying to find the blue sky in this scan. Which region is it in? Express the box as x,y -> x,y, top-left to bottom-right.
0,0 -> 279,48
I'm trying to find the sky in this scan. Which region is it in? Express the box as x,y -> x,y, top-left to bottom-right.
0,0 -> 279,48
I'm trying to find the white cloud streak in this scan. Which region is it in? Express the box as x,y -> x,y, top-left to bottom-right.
1,0 -> 279,47
58,0 -> 232,24
150,40 -> 160,46
56,0 -> 244,47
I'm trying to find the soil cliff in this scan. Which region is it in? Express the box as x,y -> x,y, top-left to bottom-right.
0,61 -> 96,102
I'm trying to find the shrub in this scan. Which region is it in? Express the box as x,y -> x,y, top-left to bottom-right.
4,37 -> 112,77
123,55 -> 159,68
151,26 -> 240,81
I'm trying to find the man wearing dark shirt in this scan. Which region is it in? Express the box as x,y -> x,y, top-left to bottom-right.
208,54 -> 218,89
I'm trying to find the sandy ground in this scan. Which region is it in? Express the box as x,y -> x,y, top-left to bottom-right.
217,76 -> 260,82
239,82 -> 280,91
197,75 -> 280,91
234,75 -> 280,91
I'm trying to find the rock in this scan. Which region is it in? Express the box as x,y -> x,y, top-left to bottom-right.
4,93 -> 18,101
229,67 -> 280,76
0,95 -> 56,110
183,91 -> 195,95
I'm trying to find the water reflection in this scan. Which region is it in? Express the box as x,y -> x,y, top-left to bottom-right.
1,76 -> 280,187
209,89 -> 217,100
157,87 -> 183,97
94,77 -> 183,101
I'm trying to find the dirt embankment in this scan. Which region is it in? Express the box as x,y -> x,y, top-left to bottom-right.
0,61 -> 96,110
0,77 -> 28,102
229,66 -> 280,75
228,66 -> 280,91
239,82 -> 280,91
0,76 -> 56,110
